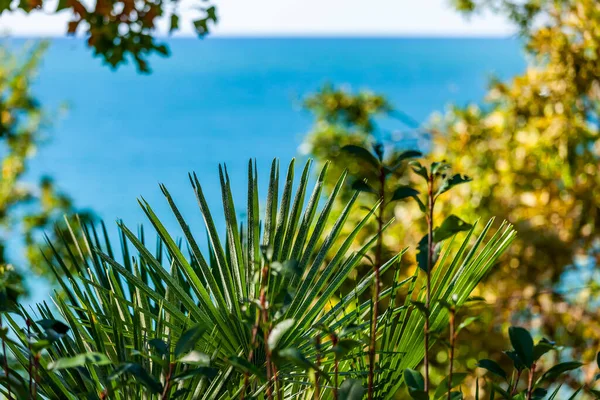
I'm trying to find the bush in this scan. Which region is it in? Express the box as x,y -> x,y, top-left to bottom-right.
0,156 -> 523,399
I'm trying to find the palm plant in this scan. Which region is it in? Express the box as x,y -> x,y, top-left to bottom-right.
1,158 -> 515,399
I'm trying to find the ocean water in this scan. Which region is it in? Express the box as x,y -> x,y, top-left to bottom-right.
11,37 -> 525,302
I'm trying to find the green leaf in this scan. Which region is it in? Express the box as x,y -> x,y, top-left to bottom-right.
174,324 -> 206,357
55,0 -> 68,11
170,14 -> 180,33
172,367 -> 218,381
227,356 -> 266,381
505,350 -> 526,371
532,338 -> 555,361
37,319 -> 70,338
416,234 -> 441,273
410,161 -> 429,181
391,186 -> 419,201
532,388 -> 547,399
389,150 -> 422,169
437,173 -> 472,195
332,339 -> 362,359
540,361 -> 583,382
434,372 -> 467,399
109,363 -> 163,394
456,316 -> 479,333
431,161 -> 451,176
277,347 -> 327,380
434,215 -> 473,242
341,145 -> 380,170
148,338 -> 168,356
410,301 -> 430,317
351,179 -> 377,195
339,378 -> 366,400
268,319 -> 295,350
509,327 -> 534,368
48,352 -> 112,370
404,368 -> 425,392
477,359 -> 507,380
178,351 -> 210,366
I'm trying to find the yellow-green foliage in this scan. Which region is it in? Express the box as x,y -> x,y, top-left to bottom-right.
0,42 -> 89,279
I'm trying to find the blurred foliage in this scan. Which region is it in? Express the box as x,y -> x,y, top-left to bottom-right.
0,42 -> 93,284
304,0 -> 600,391
302,85 -> 424,293
0,0 -> 218,72
435,0 -> 600,373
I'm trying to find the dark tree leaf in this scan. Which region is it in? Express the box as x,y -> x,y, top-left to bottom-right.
540,361 -> 583,382
277,347 -> 329,381
505,350 -> 526,371
404,368 -> 424,391
227,356 -> 266,381
410,301 -> 430,317
508,327 -> 534,368
109,363 -> 163,394
351,179 -> 377,195
437,173 -> 472,196
533,338 -> 555,362
170,14 -> 180,34
332,339 -> 362,359
410,163 -> 429,184
416,234 -> 441,273
434,215 -> 472,242
172,367 -> 218,381
175,324 -> 206,357
404,368 -> 427,400
339,378 -> 366,400
477,359 -> 507,380
148,338 -> 168,356
341,145 -> 380,170
391,186 -> 419,202
37,319 -> 70,335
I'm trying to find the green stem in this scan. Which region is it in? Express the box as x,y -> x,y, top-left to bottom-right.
331,334 -> 339,400
368,166 -> 386,400
32,353 -> 40,400
260,262 -> 273,400
314,335 -> 321,399
27,319 -> 33,399
1,315 -> 11,400
242,261 -> 271,400
424,173 -> 435,394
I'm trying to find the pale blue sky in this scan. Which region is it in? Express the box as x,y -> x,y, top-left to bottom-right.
1,0 -> 514,36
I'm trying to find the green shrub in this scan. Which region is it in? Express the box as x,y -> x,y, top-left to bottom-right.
0,157 -> 516,399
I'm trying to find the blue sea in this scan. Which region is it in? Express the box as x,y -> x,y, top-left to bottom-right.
12,37 -> 525,302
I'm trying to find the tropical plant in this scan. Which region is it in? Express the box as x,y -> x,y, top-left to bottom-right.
0,158 -> 514,399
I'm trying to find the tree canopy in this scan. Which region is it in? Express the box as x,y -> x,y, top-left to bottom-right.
0,0 -> 218,72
